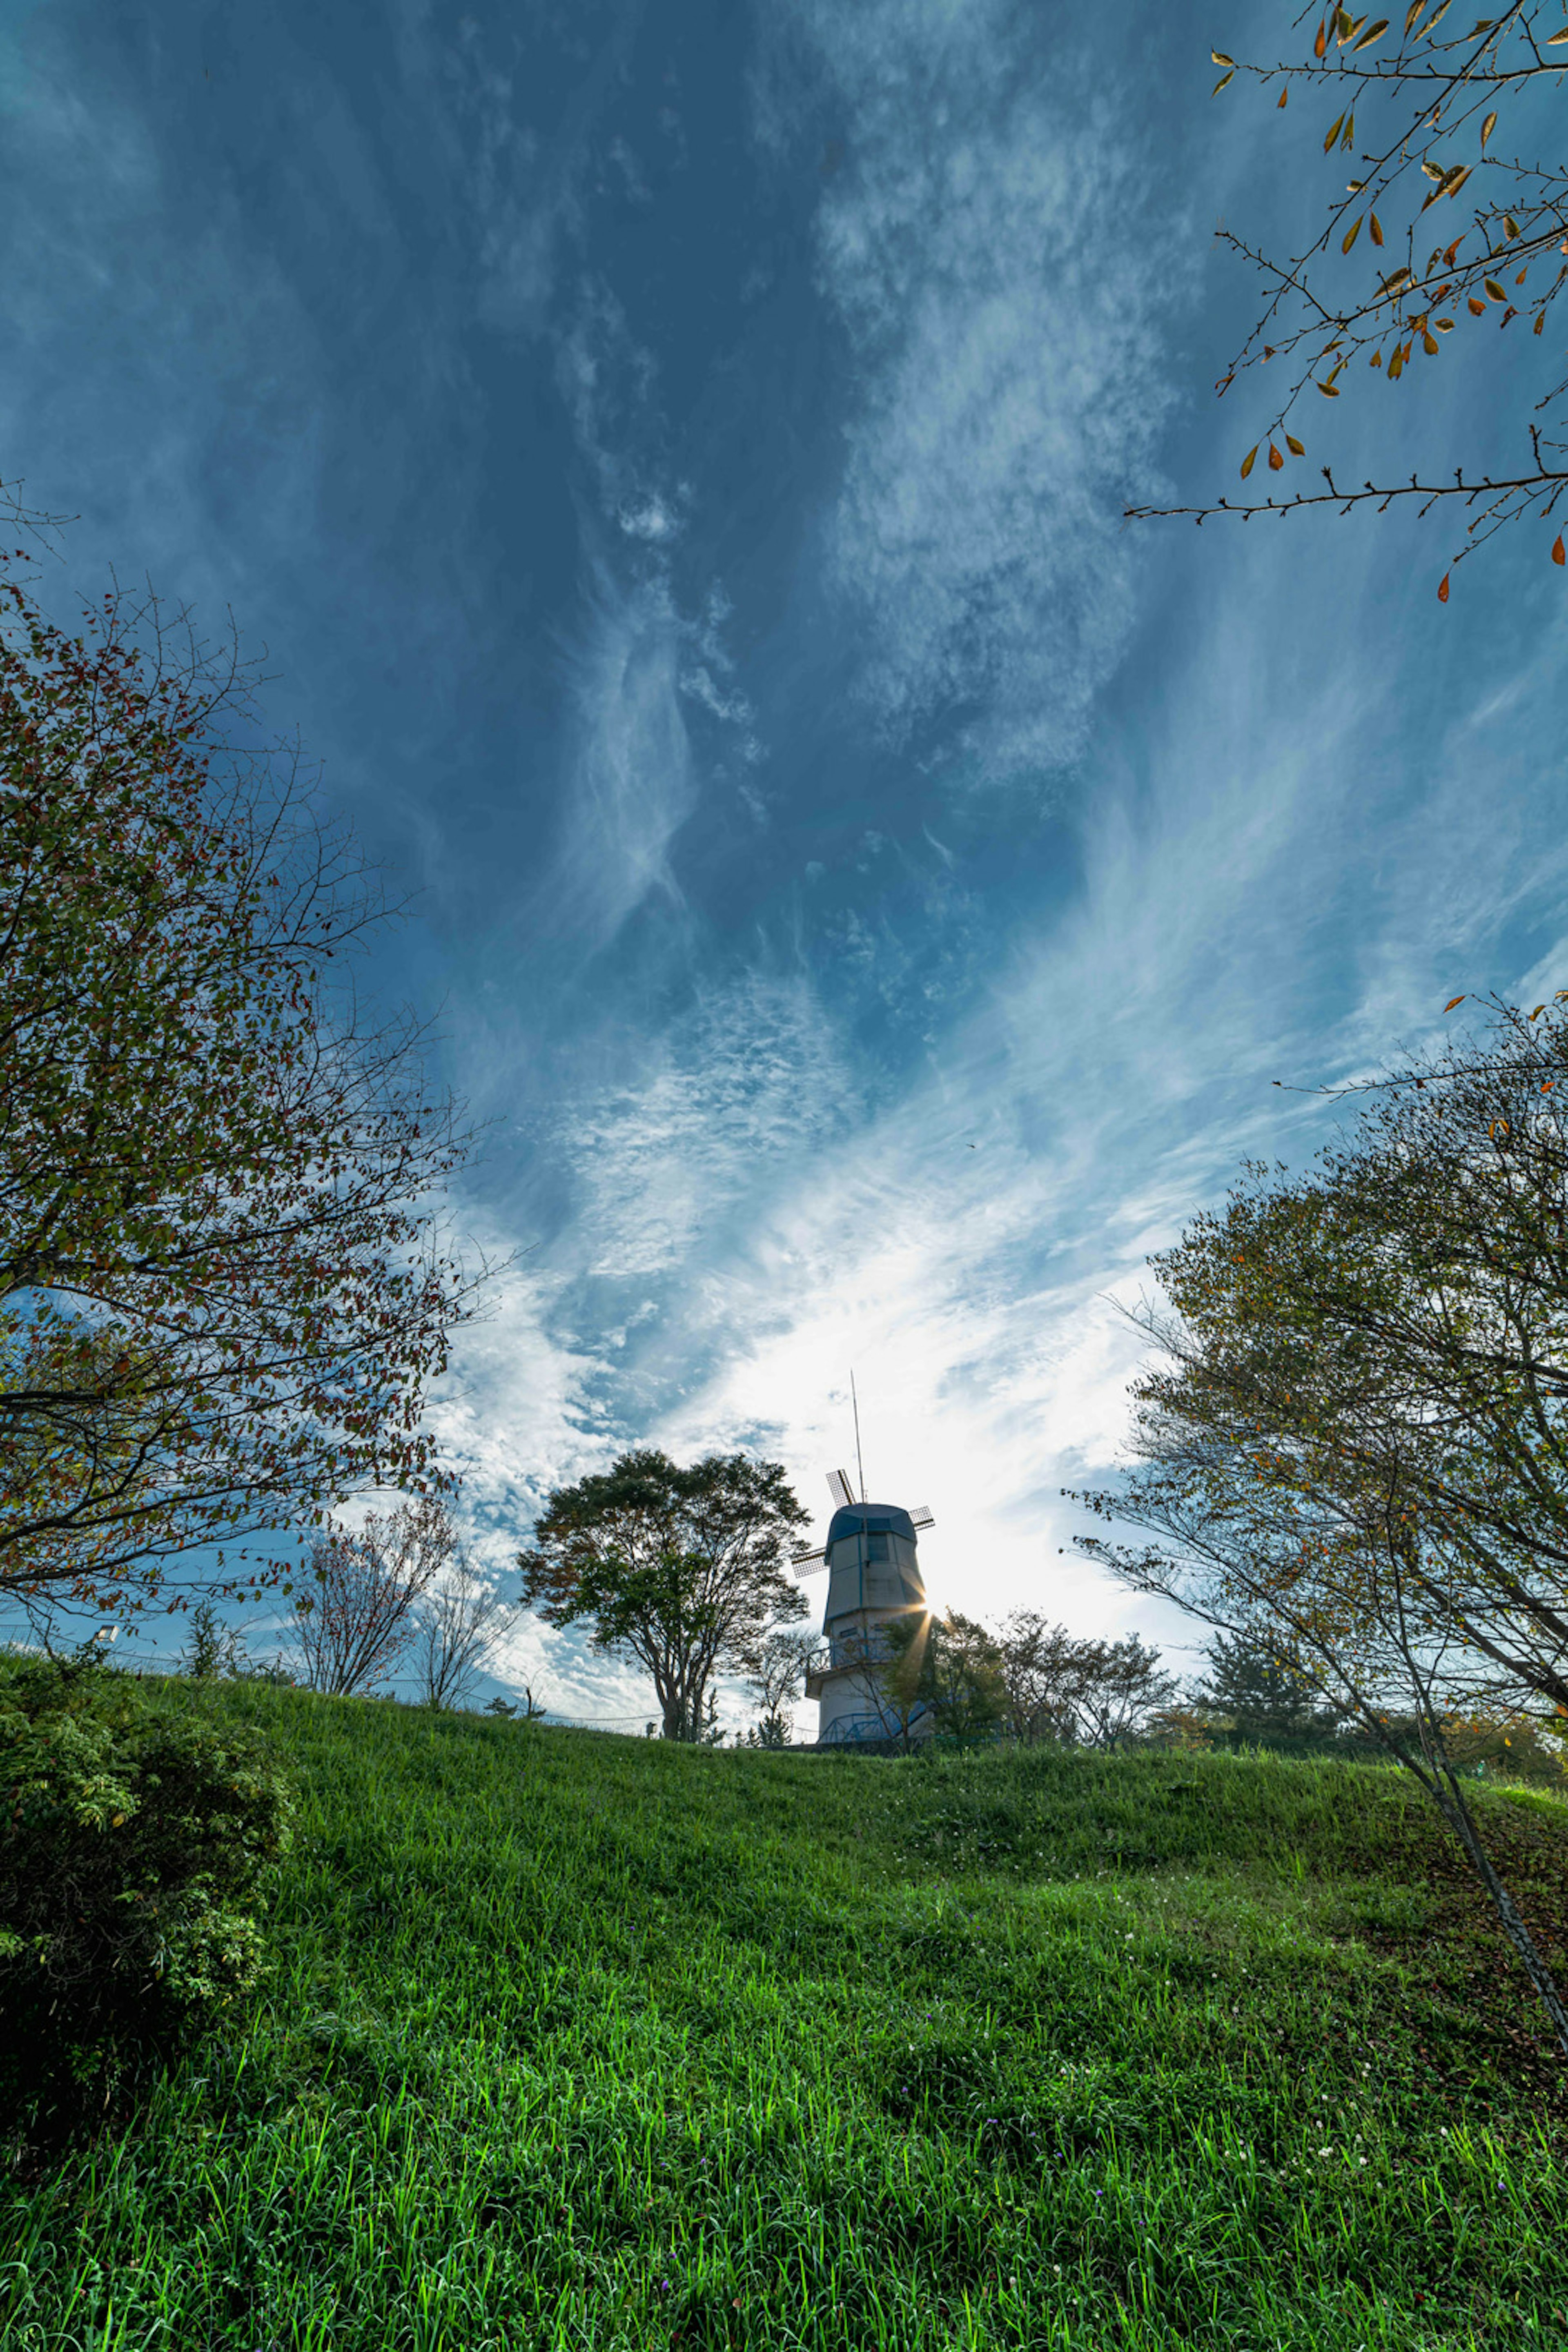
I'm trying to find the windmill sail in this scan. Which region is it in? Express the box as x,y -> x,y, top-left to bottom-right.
826,1469 -> 855,1510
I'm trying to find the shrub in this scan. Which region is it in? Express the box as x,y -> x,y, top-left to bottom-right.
0,1653 -> 294,2135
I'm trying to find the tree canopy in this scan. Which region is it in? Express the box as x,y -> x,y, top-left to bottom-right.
0,555 -> 484,1624
1067,990 -> 1568,2054
516,1449 -> 808,1741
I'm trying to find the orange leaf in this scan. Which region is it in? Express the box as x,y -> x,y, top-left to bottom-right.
1537,313 -> 1548,334
1240,446 -> 1259,479
1443,993 -> 1465,1008
1370,213 -> 1384,246
1553,535 -> 1566,566
1278,84 -> 1289,106
1468,296 -> 1488,314
1437,575 -> 1451,603
1268,443 -> 1284,470
1315,16 -> 1328,54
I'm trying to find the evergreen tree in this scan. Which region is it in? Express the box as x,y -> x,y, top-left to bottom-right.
1189,1628 -> 1344,1752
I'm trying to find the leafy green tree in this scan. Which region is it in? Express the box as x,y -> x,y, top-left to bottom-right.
1131,3 -> 1568,590
875,1609 -> 1008,1750
516,1450 -> 808,1742
1,555 -> 484,1624
1067,992 -> 1568,2054
176,1599 -> 249,1681
991,1610 -> 1094,1744
1188,1626 -> 1348,1752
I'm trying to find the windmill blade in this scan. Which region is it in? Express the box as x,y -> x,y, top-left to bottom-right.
826,1469 -> 855,1509
909,1506 -> 935,1529
791,1550 -> 828,1579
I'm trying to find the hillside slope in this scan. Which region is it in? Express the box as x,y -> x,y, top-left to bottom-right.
4,1679 -> 1567,2351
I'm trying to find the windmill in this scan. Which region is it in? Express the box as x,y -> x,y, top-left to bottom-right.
789,1420 -> 937,1746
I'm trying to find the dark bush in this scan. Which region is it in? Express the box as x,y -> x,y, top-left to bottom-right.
0,1652 -> 294,2134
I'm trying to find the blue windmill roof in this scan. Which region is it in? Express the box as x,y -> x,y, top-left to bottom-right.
826,1503 -> 918,1547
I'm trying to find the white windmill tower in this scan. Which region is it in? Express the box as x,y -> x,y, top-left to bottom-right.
789,1381 -> 937,1746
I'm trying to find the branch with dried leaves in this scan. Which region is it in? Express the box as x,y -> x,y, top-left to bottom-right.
1138,1 -> 1568,589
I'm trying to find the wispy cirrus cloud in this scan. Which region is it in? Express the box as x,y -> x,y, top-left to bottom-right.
766,0 -> 1187,784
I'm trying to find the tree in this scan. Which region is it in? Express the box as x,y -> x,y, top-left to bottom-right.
991,1610 -> 1105,1745
287,1492 -> 454,1698
1187,1625 -> 1348,1752
485,1686 -> 546,1722
1066,996 -> 1568,2052
1062,1633 -> 1184,1752
739,1624 -> 817,1747
866,1609 -> 1009,1751
1129,3 -> 1568,589
176,1598 -> 249,1680
1,556 -> 484,1624
516,1450 -> 808,1742
1138,995 -> 1568,1741
924,1611 -> 1009,1748
413,1554 -> 512,1711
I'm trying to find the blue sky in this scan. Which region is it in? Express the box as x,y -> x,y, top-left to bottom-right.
6,0 -> 1567,1728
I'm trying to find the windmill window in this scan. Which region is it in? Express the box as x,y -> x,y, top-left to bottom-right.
865,1532 -> 889,1561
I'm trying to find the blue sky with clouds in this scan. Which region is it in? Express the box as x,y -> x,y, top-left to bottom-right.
6,0 -> 1567,1727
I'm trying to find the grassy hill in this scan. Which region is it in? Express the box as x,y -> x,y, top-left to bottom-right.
4,1678 -> 1568,2351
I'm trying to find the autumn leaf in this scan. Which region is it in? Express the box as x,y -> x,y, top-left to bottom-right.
1480,111 -> 1497,149
1483,278 -> 1506,301
1437,574 -> 1451,602
1240,445 -> 1259,478
1343,216 -> 1364,254
1554,535 -> 1566,566
1315,16 -> 1329,55
1370,213 -> 1385,245
1278,84 -> 1289,106
1269,443 -> 1285,469
1353,18 -> 1388,47
1285,433 -> 1305,454
1324,112 -> 1346,152
1443,994 -> 1465,1008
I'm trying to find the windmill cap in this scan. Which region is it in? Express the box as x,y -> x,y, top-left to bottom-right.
826,1503 -> 918,1546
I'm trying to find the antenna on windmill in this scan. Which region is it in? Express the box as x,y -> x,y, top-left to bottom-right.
851,1370 -> 866,1503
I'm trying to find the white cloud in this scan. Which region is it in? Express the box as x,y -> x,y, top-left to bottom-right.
773,0 -> 1185,782
544,568 -> 697,948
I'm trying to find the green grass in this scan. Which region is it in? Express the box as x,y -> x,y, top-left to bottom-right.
4,1678 -> 1568,2350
